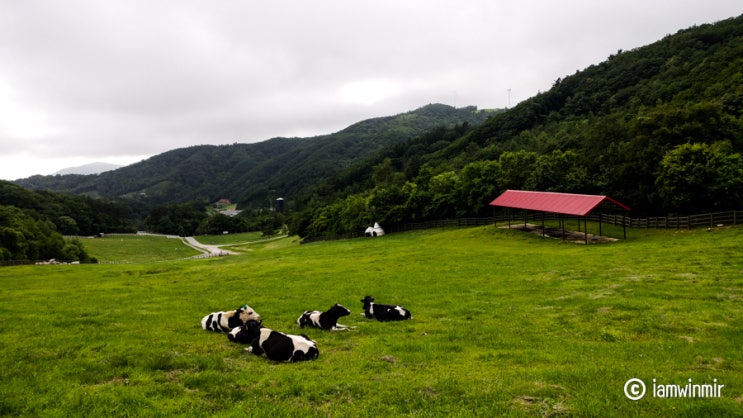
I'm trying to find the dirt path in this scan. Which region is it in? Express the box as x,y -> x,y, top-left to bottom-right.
500,223 -> 618,243
182,236 -> 239,256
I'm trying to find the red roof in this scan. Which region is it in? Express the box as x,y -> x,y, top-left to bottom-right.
489,190 -> 630,216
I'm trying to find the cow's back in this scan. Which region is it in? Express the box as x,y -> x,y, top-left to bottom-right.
297,310 -> 320,328
201,311 -> 231,332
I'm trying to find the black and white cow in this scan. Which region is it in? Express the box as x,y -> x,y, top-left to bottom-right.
297,303 -> 352,331
360,296 -> 411,321
228,320 -> 319,362
227,319 -> 262,344
201,304 -> 261,332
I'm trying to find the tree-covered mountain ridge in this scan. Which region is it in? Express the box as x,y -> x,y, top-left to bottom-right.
14,104 -> 495,207
459,14 -> 743,212
291,14 -> 743,237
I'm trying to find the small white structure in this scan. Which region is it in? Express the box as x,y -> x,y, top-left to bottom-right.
364,222 -> 385,237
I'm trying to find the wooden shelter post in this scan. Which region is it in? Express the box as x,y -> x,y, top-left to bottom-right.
541,213 -> 545,237
561,215 -> 565,240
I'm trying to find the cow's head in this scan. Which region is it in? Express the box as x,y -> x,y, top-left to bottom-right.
244,319 -> 262,334
237,304 -> 261,323
229,319 -> 263,343
361,296 -> 375,308
331,304 -> 351,317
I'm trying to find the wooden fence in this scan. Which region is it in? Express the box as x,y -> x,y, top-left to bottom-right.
492,210 -> 738,229
389,217 -> 494,232
602,211 -> 738,229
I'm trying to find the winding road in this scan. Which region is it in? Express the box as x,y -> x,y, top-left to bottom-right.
182,236 -> 239,256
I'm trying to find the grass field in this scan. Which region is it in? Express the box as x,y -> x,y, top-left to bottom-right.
191,232 -> 265,246
1,225 -> 741,416
80,234 -> 202,263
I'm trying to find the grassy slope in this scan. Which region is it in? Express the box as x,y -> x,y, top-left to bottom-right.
190,232 -> 264,246
0,226 -> 741,416
81,234 -> 202,263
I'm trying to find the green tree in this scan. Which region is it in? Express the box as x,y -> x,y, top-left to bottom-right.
457,160 -> 501,216
144,202 -> 206,236
525,150 -> 588,193
498,151 -> 538,191
656,142 -> 743,212
368,186 -> 409,226
0,205 -> 93,262
338,194 -> 373,234
196,213 -> 248,235
57,215 -> 79,236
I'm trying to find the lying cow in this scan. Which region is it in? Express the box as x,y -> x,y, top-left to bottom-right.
201,304 -> 261,332
228,320 -> 319,362
227,320 -> 262,344
297,303 -> 353,331
361,296 -> 411,321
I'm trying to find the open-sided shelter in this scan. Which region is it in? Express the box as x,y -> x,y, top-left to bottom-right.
489,190 -> 631,242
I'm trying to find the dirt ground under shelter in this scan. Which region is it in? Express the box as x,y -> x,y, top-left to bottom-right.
500,223 -> 619,244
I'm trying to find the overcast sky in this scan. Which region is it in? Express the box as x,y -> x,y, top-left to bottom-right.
0,1 -> 740,180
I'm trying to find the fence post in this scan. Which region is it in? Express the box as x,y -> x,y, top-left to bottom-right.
623,214 -> 626,239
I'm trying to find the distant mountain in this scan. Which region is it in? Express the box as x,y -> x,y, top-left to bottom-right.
15,104 -> 496,207
54,162 -> 123,176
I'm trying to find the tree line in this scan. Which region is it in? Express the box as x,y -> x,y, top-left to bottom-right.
0,205 -> 94,263
0,181 -> 137,262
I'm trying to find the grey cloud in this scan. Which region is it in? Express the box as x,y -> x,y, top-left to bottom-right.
0,0 -> 740,178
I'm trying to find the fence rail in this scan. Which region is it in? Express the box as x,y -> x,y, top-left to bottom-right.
390,217 -> 493,232
492,210 -> 738,229
0,260 -> 35,267
581,211 -> 737,229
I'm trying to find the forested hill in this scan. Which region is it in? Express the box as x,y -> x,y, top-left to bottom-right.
305,16 -> 743,230
448,14 -> 743,213
14,104 -> 494,207
293,14 -> 743,237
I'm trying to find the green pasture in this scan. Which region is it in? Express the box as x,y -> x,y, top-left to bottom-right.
1,226 -> 741,416
80,234 -> 202,263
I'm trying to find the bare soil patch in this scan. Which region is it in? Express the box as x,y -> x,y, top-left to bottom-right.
500,223 -> 618,244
